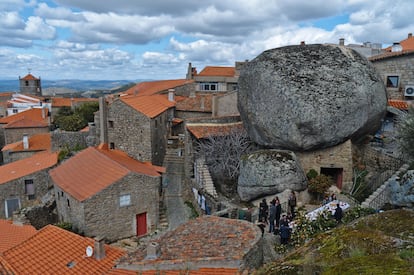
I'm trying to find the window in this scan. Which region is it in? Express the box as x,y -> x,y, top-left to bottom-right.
386,76 -> 399,88
110,142 -> 115,149
13,109 -> 18,114
25,81 -> 29,86
199,82 -> 218,91
108,120 -> 114,128
67,199 -> 70,207
120,194 -> 131,207
25,179 -> 35,200
5,198 -> 20,218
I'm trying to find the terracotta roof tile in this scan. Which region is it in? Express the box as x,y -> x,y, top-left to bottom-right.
175,94 -> 213,112
0,256 -> 16,274
1,133 -> 51,152
3,117 -> 49,128
0,108 -> 49,125
52,97 -> 98,107
50,147 -> 162,202
197,66 -> 236,77
124,79 -> 194,96
388,99 -> 409,110
108,267 -> 240,275
21,74 -> 39,80
186,122 -> 245,139
118,216 -> 260,268
369,49 -> 414,61
120,94 -> 175,118
0,151 -> 58,185
0,219 -> 37,253
2,225 -> 125,274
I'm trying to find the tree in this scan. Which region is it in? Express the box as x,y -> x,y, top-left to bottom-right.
53,102 -> 99,131
308,174 -> 333,201
395,107 -> 414,160
195,129 -> 257,180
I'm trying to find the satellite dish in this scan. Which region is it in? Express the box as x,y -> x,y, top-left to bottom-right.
86,246 -> 93,257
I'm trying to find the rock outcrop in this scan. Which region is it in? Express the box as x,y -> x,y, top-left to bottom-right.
238,44 -> 387,151
237,150 -> 307,201
389,170 -> 414,208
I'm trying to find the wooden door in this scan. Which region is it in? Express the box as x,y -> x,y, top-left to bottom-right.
136,212 -> 147,236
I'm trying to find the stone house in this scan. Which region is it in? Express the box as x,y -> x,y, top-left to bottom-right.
49,145 -> 164,241
105,94 -> 175,166
0,224 -> 125,274
2,133 -> 51,164
0,151 -> 58,219
0,107 -> 50,147
114,215 -> 263,274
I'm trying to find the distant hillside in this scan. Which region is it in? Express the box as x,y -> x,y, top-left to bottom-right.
0,79 -> 144,93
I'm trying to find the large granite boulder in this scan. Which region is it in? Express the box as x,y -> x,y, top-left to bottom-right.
238,44 -> 387,151
237,149 -> 307,201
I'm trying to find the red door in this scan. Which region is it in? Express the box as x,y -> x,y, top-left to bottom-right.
136,213 -> 147,236
336,169 -> 343,189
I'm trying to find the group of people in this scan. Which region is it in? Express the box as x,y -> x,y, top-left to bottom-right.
322,193 -> 337,205
322,193 -> 343,223
256,191 -> 297,245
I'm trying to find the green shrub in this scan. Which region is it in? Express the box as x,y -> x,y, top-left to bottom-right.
306,169 -> 318,180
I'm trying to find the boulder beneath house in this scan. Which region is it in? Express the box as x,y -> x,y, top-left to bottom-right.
238,44 -> 387,151
237,149 -> 307,201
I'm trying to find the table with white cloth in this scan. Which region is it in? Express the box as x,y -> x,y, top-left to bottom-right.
305,200 -> 350,221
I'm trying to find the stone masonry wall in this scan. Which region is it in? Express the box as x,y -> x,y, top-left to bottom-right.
51,130 -> 88,152
371,54 -> 414,99
296,139 -> 353,192
2,150 -> 38,164
4,127 -> 49,144
360,144 -> 404,172
83,173 -> 160,242
108,100 -> 152,162
0,170 -> 53,219
212,92 -> 239,117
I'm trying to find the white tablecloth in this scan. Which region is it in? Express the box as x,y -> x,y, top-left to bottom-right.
305,200 -> 350,221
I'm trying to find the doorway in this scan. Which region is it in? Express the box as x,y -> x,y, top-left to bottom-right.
320,167 -> 343,189
136,212 -> 147,236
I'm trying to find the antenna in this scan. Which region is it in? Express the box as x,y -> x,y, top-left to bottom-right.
85,245 -> 93,257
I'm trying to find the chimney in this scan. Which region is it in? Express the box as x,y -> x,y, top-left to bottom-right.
391,42 -> 402,52
146,242 -> 160,259
23,134 -> 29,149
339,38 -> 345,46
300,41 -> 305,46
409,33 -> 412,38
168,89 -> 175,102
94,236 -> 106,260
99,97 -> 108,145
41,107 -> 45,119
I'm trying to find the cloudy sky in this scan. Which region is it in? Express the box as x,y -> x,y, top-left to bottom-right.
1,0 -> 414,81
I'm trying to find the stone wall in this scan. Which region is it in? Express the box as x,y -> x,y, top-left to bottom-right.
3,150 -> 38,164
371,54 -> 414,99
212,92 -> 239,117
54,173 -> 160,242
108,100 -> 152,162
0,170 -> 53,219
51,130 -> 88,152
359,145 -> 404,172
296,140 -> 353,192
4,127 -> 49,144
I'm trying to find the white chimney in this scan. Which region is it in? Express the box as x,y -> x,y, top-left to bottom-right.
23,134 -> 29,149
94,236 -> 106,260
392,42 -> 403,52
41,107 -> 46,119
168,89 -> 175,102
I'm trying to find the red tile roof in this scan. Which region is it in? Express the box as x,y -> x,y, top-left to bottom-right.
388,99 -> 409,110
0,108 -> 49,125
52,97 -> 98,107
0,151 -> 58,185
118,216 -> 260,271
107,267 -> 241,275
124,79 -> 194,96
1,225 -> 125,274
175,94 -> 213,112
369,49 -> 414,61
20,74 -> 39,80
50,146 -> 162,202
197,66 -> 236,77
120,94 -> 175,118
0,220 -> 37,254
3,117 -> 49,129
1,133 -> 51,152
187,122 -> 245,139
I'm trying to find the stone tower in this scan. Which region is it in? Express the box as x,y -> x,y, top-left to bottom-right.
19,73 -> 42,96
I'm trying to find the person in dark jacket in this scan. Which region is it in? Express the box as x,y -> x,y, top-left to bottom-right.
280,223 -> 291,245
268,200 -> 276,233
259,198 -> 269,223
275,197 -> 282,229
334,203 -> 343,223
